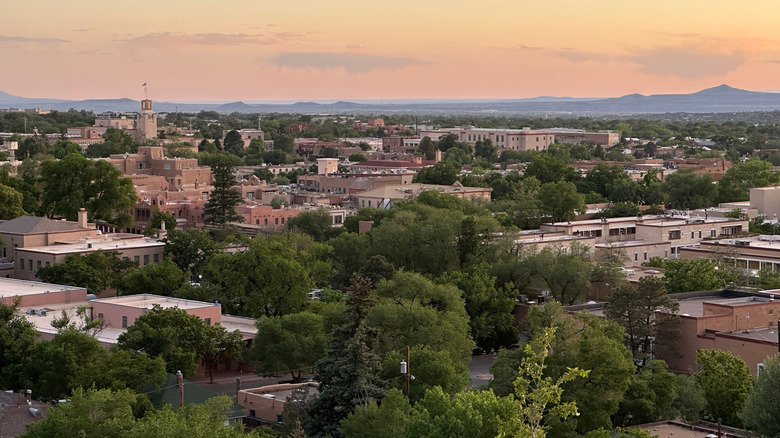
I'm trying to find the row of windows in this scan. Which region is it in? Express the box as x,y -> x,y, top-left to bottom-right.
19,258 -> 50,271
254,217 -> 288,226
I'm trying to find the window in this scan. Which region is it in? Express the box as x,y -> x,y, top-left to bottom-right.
29,259 -> 32,271
758,363 -> 765,376
45,261 -> 50,267
770,309 -> 775,315
643,252 -> 647,261
164,163 -> 171,170
134,255 -> 140,265
691,231 -> 695,239
143,255 -> 149,265
711,229 -> 717,237
669,230 -> 681,240
153,254 -> 159,263
205,318 -> 211,326
20,258 -> 24,270
634,252 -> 638,261
664,250 -> 668,258
36,260 -> 41,269
98,313 -> 103,321
699,231 -> 702,238
122,316 -> 128,328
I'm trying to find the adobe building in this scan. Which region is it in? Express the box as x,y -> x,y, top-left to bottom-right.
0,211 -> 99,278
238,383 -> 319,424
90,294 -> 222,329
0,277 -> 87,308
679,235 -> 780,275
540,215 -> 748,258
108,146 -> 212,192
355,182 -> 492,209
297,172 -> 414,196
13,234 -> 165,281
656,291 -> 780,375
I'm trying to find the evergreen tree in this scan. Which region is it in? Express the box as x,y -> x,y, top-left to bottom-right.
202,156 -> 244,226
305,275 -> 387,438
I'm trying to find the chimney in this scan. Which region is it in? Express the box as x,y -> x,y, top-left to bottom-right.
414,156 -> 422,164
78,208 -> 88,228
435,149 -> 442,163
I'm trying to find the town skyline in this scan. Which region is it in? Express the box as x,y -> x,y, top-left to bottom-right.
5,0 -> 780,101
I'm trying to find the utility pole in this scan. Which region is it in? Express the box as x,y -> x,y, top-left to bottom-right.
399,346 -> 411,396
176,370 -> 184,408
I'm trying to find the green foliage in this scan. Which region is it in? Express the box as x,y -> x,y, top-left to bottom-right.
593,202 -> 641,219
206,233 -> 333,317
117,306 -> 243,377
115,258 -> 189,296
671,374 -> 706,422
614,360 -> 678,426
22,389 -> 255,438
661,258 -> 726,293
348,152 -> 367,162
370,271 -> 475,362
86,128 -> 137,157
717,159 -> 779,203
662,170 -> 718,210
305,276 -> 388,438
203,155 -> 244,225
341,389 -> 411,438
0,182 -> 26,219
695,349 -> 753,426
526,245 -> 593,305
286,209 -> 339,242
740,353 -> 780,435
162,228 -> 222,278
222,129 -> 245,155
0,298 -> 38,389
247,312 -> 329,382
412,161 -> 461,185
50,139 -> 83,159
538,181 -> 586,222
145,208 -> 176,235
379,346 -> 469,403
36,250 -> 135,296
502,327 -> 589,438
604,277 -> 680,366
437,266 -> 518,353
40,154 -> 136,227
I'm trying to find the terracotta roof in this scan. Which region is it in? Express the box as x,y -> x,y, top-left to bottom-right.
0,216 -> 86,235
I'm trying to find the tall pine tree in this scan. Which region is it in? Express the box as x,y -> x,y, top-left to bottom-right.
202,155 -> 244,226
305,275 -> 387,437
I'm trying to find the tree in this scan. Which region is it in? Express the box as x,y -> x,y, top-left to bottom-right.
305,276 -> 388,438
247,312 -> 329,382
162,228 -> 222,278
662,170 -> 717,210
437,266 -> 518,353
604,277 -> 680,367
198,323 -> 245,384
222,129 -> 244,155
671,374 -> 706,422
537,181 -> 585,222
662,258 -> 725,293
418,136 -> 435,160
370,271 -> 474,362
613,360 -> 678,426
0,183 -> 26,219
380,346 -> 469,402
117,305 -> 243,377
741,353 -> 780,435
412,161 -> 461,185
206,233 -> 332,317
695,349 -> 752,426
36,250 -> 135,296
527,245 -> 593,305
501,327 -> 589,438
717,159 -> 779,203
348,153 -> 367,162
115,258 -> 188,296
341,389 -> 411,438
286,209 -> 336,242
50,139 -> 83,159
40,154 -> 136,227
202,155 -> 244,226
0,298 -> 38,389
86,128 -> 136,157
145,208 -> 176,236
474,139 -> 498,161
524,153 -> 577,184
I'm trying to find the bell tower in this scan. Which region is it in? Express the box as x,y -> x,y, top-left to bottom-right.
137,99 -> 158,140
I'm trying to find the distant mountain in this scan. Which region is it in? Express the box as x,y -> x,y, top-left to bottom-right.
2,84 -> 780,115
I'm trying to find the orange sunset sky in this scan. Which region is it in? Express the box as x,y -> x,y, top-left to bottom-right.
4,0 -> 780,102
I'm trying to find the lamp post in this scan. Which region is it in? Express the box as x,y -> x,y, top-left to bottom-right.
400,346 -> 410,397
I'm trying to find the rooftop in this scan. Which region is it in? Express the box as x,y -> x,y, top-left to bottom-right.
0,277 -> 86,299
17,236 -> 164,255
0,216 -> 90,235
92,294 -> 219,311
357,183 -> 490,199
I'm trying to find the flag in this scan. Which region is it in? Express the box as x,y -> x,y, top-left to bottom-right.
142,82 -> 147,87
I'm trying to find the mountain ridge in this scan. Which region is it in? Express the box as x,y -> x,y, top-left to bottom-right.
1,85 -> 779,114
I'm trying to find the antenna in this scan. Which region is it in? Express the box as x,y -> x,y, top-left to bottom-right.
142,82 -> 148,100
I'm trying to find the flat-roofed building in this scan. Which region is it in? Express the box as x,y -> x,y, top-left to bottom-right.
90,294 -> 222,330
14,235 -> 165,281
679,235 -> 780,275
355,183 -> 492,209
0,277 -> 87,308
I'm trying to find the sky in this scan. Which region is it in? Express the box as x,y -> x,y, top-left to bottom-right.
4,0 -> 780,101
